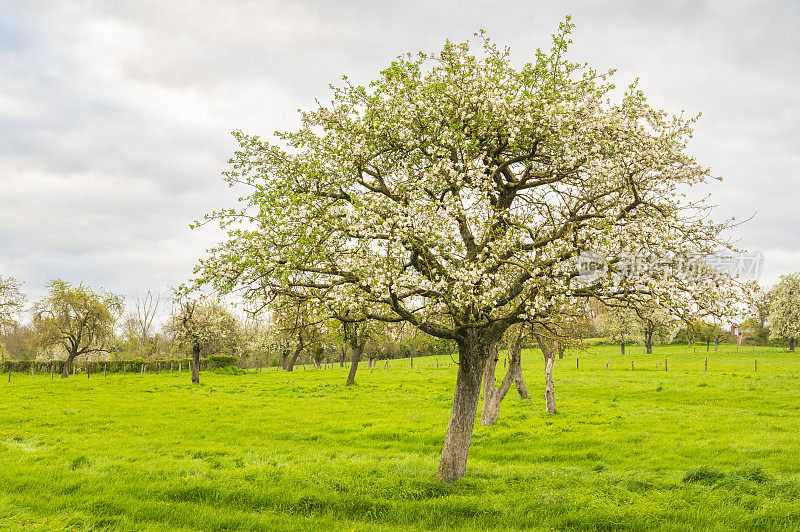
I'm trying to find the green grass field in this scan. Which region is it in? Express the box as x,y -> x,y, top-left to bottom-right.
2,344 -> 800,531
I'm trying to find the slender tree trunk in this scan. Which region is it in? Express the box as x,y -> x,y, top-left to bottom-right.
706,340 -> 711,353
714,337 -> 720,351
438,333 -> 492,482
544,355 -> 556,414
345,345 -> 363,385
191,341 -> 200,385
620,342 -> 625,357
534,334 -> 557,414
508,328 -> 529,399
61,352 -> 77,378
480,344 -> 512,426
557,344 -> 565,360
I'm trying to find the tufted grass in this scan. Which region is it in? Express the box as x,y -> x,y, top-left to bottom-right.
1,344 -> 800,530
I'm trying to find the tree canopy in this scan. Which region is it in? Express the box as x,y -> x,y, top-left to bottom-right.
193,20 -> 738,480
768,273 -> 800,352
33,280 -> 123,377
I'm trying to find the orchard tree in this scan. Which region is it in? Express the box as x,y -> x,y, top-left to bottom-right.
167,296 -> 237,384
193,21 -> 739,481
602,306 -> 642,356
0,275 -> 26,328
33,280 -> 123,377
690,319 -> 727,353
769,273 -> 800,352
635,304 -> 675,354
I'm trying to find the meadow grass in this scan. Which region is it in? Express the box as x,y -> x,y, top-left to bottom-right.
1,344 -> 800,530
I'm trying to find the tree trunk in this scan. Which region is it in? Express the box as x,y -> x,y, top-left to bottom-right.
286,345 -> 303,372
339,346 -> 346,367
544,355 -> 556,414
557,344 -> 565,360
620,342 -> 625,357
437,333 -> 492,482
790,338 -> 796,353
534,334 -> 557,414
345,345 -> 363,385
706,340 -> 711,353
61,352 -> 77,378
480,344 -> 511,426
508,328 -> 529,399
645,329 -> 653,354
191,341 -> 200,385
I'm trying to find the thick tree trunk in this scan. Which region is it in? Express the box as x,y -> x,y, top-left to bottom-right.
286,345 -> 303,372
438,333 -> 492,482
345,345 -> 363,385
286,332 -> 305,372
61,352 -> 77,378
645,330 -> 653,354
790,339 -> 796,353
191,342 -> 200,384
620,342 -> 625,357
190,342 -> 200,384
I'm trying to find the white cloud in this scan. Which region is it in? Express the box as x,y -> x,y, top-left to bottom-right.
1,0 -> 798,312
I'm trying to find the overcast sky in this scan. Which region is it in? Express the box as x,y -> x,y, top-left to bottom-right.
1,0 -> 798,313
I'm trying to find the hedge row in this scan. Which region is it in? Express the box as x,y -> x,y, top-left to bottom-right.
0,355 -> 239,373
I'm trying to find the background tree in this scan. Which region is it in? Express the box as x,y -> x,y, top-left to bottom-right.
689,319 -> 728,353
0,275 -> 26,330
132,290 -> 161,358
33,280 -> 123,377
194,22 -> 739,481
601,306 -> 642,356
167,297 -> 237,384
768,273 -> 800,352
635,304 -> 676,354
270,297 -> 323,371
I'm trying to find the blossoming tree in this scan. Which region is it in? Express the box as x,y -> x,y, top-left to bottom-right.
194,20 -> 737,481
768,273 -> 800,352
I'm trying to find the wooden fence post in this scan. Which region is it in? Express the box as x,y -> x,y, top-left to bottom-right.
87,363 -> 90,378
664,358 -> 668,372
704,357 -> 707,372
631,361 -> 634,371
576,358 -> 579,370
755,359 -> 757,372
606,358 -> 609,370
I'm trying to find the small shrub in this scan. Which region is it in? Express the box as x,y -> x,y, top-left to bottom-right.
683,465 -> 725,484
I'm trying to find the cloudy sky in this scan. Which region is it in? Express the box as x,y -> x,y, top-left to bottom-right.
1,0 -> 798,312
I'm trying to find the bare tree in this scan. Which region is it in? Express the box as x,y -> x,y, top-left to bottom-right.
133,290 -> 161,358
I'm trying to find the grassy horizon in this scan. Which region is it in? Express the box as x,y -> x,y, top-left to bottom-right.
2,344 -> 800,530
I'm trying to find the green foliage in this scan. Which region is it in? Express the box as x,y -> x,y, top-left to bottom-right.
769,273 -> 800,344
205,355 -> 238,369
